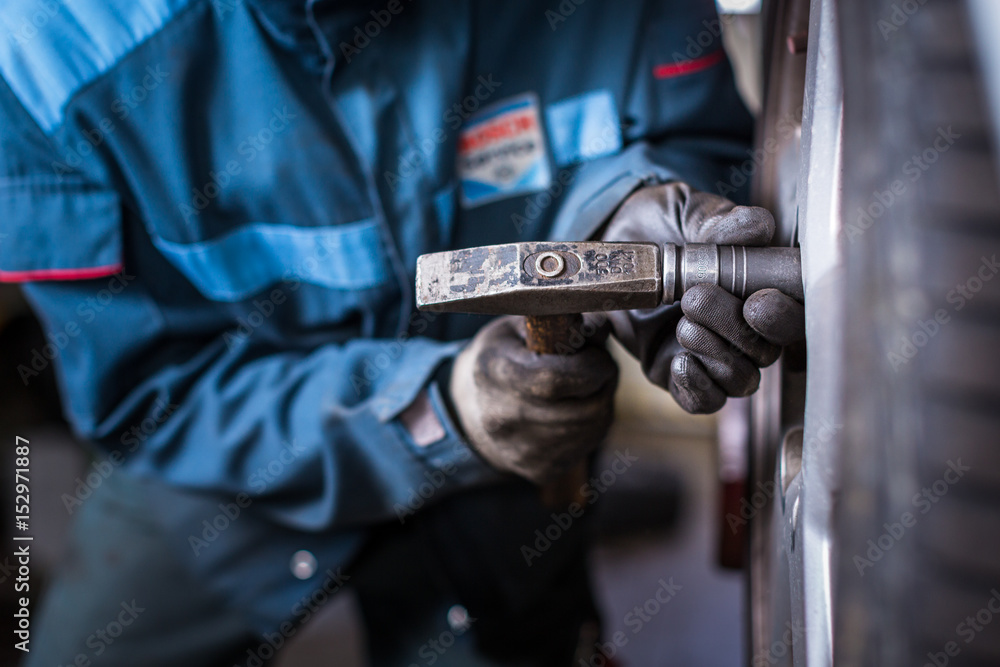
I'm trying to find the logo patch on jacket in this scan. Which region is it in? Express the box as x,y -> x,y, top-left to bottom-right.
457,93 -> 551,207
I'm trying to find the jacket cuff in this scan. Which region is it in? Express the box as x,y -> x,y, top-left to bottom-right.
404,380 -> 495,475
385,340 -> 499,493
386,380 -> 499,524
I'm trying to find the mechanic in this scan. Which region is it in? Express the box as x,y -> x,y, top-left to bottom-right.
0,0 -> 802,664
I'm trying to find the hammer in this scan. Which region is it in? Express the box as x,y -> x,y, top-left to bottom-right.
416,241 -> 802,350
416,241 -> 802,502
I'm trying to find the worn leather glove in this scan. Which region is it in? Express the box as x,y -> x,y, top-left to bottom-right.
602,182 -> 805,414
449,315 -> 618,484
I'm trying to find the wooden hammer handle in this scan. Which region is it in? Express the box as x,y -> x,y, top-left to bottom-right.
524,313 -> 584,355
524,313 -> 590,508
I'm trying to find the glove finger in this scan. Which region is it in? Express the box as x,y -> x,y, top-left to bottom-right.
479,348 -> 618,401
503,424 -> 605,484
472,384 -> 537,440
669,351 -> 727,414
601,182 -> 774,247
681,284 -> 780,367
676,318 -> 761,397
744,288 -> 805,346
499,386 -> 616,481
517,383 -> 617,434
526,346 -> 618,401
479,325 -> 619,401
690,205 -> 775,247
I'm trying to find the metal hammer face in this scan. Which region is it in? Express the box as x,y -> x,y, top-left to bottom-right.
416,242 -> 662,316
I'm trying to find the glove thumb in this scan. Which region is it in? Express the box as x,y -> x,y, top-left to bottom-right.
684,193 -> 776,247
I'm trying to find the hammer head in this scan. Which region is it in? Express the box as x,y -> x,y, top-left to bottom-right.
416,242 -> 661,316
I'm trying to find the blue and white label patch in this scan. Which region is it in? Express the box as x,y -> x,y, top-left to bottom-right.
457,93 -> 551,208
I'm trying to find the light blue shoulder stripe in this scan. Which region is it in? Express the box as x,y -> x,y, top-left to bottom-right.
152,221 -> 392,303
0,0 -> 195,132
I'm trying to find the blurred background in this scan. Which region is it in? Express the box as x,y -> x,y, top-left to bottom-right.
0,2 -> 764,665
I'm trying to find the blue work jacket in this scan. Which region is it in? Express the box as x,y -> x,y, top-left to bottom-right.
0,0 -> 752,630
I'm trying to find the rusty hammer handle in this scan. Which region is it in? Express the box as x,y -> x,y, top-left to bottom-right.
524,313 -> 584,354
524,313 -> 590,508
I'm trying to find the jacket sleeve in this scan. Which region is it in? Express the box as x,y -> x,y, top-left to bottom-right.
547,0 -> 755,241
0,78 -> 496,533
25,286 -> 494,531
548,137 -> 753,241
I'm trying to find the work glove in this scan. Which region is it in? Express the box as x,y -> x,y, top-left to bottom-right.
602,182 -> 805,414
449,315 -> 618,484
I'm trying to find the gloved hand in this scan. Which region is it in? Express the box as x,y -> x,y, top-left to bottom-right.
449,315 -> 618,484
602,181 -> 805,414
